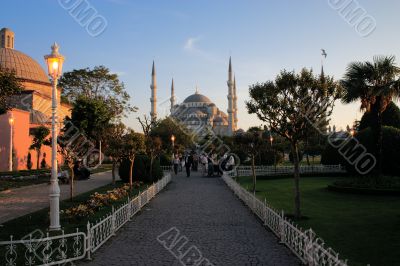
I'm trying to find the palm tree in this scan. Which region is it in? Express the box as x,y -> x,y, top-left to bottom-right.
342,56 -> 400,177
29,126 -> 50,170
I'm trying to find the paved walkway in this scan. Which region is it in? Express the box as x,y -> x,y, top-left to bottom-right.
0,170 -> 113,224
82,171 -> 299,266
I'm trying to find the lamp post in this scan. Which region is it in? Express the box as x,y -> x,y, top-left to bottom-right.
269,133 -> 276,172
8,114 -> 14,172
171,135 -> 175,152
44,43 -> 65,231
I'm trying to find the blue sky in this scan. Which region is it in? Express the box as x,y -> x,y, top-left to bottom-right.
2,0 -> 400,131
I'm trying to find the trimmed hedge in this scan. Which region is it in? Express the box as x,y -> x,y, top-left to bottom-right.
118,155 -> 163,183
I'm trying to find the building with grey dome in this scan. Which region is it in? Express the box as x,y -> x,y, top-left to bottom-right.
149,58 -> 238,136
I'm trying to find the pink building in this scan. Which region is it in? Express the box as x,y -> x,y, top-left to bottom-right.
0,28 -> 71,171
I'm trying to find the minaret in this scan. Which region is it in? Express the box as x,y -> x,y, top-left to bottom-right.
233,75 -> 238,131
150,61 -> 157,121
227,57 -> 234,136
170,78 -> 176,114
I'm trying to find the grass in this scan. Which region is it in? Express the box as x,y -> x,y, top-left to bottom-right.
237,176 -> 400,266
0,180 -> 145,240
0,164 -> 113,192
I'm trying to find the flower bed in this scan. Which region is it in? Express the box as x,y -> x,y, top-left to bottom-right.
62,182 -> 143,220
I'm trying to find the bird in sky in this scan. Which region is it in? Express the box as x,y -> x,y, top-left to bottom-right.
321,49 -> 327,58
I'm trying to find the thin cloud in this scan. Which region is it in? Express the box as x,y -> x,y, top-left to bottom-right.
184,36 -> 202,52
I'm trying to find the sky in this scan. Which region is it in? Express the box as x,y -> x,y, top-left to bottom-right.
2,0 -> 400,132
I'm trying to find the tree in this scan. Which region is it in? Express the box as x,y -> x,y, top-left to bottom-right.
121,130 -> 145,190
30,126 -> 50,170
104,123 -> 126,184
68,96 -> 113,162
0,67 -> 23,114
151,117 -> 194,151
137,115 -> 163,180
359,101 -> 400,131
234,130 -> 266,193
26,152 -> 33,170
342,56 -> 400,178
247,68 -> 341,219
59,66 -> 136,118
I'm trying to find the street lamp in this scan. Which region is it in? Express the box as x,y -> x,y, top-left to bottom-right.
44,43 -> 65,231
171,135 -> 176,151
269,133 -> 277,172
8,114 -> 14,172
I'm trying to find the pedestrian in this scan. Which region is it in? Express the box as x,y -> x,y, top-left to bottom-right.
178,153 -> 183,172
185,153 -> 194,177
173,154 -> 180,175
201,153 -> 208,176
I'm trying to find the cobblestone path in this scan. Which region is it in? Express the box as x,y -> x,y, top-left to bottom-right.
82,171 -> 299,266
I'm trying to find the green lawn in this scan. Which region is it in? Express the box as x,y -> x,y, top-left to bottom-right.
237,176 -> 400,266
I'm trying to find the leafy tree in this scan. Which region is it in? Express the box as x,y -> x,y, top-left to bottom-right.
68,96 -> 113,161
104,122 -> 127,184
151,117 -> 194,151
59,65 -> 135,118
341,56 -> 400,177
234,130 -> 266,193
138,115 -> 163,180
0,67 -> 23,114
121,130 -> 145,190
247,68 -> 341,219
30,126 -> 50,170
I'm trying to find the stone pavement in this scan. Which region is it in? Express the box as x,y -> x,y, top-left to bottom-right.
81,171 -> 299,266
0,170 -> 113,224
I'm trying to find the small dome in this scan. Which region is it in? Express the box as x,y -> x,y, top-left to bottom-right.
0,48 -> 50,84
183,93 -> 212,104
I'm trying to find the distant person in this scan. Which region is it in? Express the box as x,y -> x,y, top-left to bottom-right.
201,153 -> 208,176
179,153 -> 183,172
185,153 -> 194,177
193,153 -> 199,171
173,154 -> 180,175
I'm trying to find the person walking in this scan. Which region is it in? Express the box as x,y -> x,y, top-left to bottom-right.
173,154 -> 180,175
185,152 -> 194,177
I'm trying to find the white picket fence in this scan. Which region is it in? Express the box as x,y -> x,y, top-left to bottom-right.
236,164 -> 345,177
222,172 -> 348,266
0,173 -> 171,266
160,165 -> 172,172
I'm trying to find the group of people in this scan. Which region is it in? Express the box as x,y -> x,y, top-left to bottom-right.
172,150 -> 235,178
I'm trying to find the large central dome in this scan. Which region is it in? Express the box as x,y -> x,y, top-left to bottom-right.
0,48 -> 50,84
183,93 -> 212,104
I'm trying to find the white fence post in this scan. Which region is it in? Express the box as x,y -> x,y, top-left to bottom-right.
86,222 -> 92,260
279,210 -> 285,244
306,229 -> 316,266
111,206 -> 116,236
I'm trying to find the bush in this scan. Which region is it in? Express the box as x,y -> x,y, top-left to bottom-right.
359,102 -> 400,130
118,154 -> 163,183
255,149 -> 284,165
289,149 -> 303,163
321,126 -> 400,176
321,140 -> 347,166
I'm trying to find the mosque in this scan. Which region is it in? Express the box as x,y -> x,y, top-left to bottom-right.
0,28 -> 70,171
149,58 -> 239,136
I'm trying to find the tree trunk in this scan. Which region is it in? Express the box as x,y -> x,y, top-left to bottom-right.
69,166 -> 74,201
112,160 -> 116,185
149,155 -> 154,182
129,157 -> 135,191
291,142 -> 301,219
251,155 -> 256,194
377,111 -> 383,181
99,140 -> 102,164
36,149 -> 41,170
